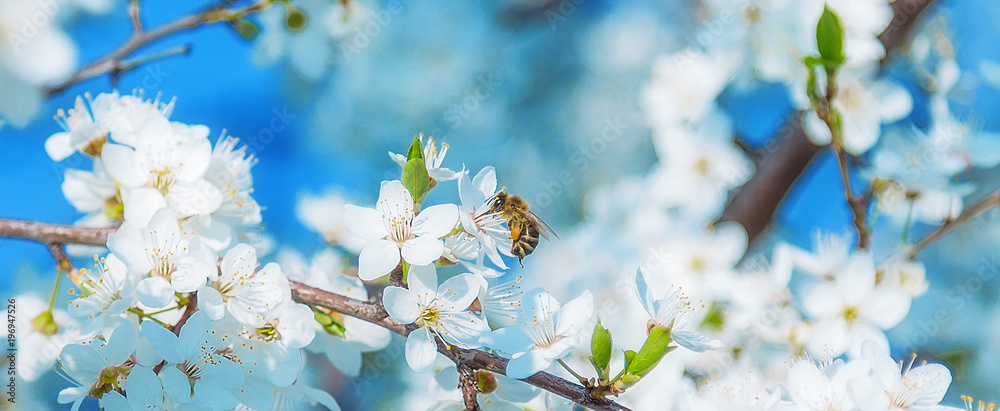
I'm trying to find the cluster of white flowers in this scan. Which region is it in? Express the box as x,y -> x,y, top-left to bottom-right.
19,92 -> 394,410
49,90 -> 264,253
504,0 -> 985,409
14,0 -> 1000,408
291,136 -> 733,409
22,107 -> 734,409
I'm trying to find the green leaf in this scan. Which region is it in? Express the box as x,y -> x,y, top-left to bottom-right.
230,19 -> 259,39
611,373 -> 643,394
815,6 -> 845,70
625,324 -> 674,378
622,349 -> 637,372
314,309 -> 346,338
803,55 -> 823,69
285,5 -> 308,31
401,158 -> 430,203
806,66 -> 821,109
590,319 -> 613,380
699,302 -> 725,331
406,136 -> 424,161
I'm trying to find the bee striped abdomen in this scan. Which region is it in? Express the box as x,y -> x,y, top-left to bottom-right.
512,223 -> 540,266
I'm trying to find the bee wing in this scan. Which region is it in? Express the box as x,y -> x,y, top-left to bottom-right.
528,211 -> 559,240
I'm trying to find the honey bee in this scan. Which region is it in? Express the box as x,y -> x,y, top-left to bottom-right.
489,191 -> 558,266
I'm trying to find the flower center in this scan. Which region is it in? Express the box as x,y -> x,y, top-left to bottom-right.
419,305 -> 440,327
743,4 -> 762,24
693,157 -> 711,176
838,81 -> 865,112
841,306 -> 859,324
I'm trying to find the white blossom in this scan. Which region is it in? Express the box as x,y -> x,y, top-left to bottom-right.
344,180 -> 458,280
383,264 -> 488,373
481,288 -> 594,379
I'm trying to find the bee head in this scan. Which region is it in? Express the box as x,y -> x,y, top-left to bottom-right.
489,191 -> 508,212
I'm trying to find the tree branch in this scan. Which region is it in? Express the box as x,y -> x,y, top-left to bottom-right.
718,0 -> 937,242
458,364 -> 481,411
906,187 -> 1000,259
45,242 -> 74,276
0,218 -> 114,246
42,0 -> 273,97
289,281 -> 632,411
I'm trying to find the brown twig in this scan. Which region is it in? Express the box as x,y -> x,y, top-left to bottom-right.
170,293 -> 199,336
389,264 -> 405,288
458,363 -> 481,411
0,218 -> 114,246
907,187 -> 1000,259
127,0 -> 143,33
45,242 -> 74,276
42,0 -> 273,97
816,69 -> 871,250
717,0 -> 937,242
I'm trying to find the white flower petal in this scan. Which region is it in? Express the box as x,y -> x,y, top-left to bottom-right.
160,366 -> 192,404
872,81 -> 913,123
412,204 -> 460,238
406,263 -> 439,300
472,167 -> 498,199
383,287 -> 420,324
45,132 -> 75,161
436,273 -> 480,311
194,380 -> 240,410
136,277 -> 175,309
401,236 -> 444,266
165,180 -> 223,218
554,290 -> 593,337
802,110 -> 832,146
671,329 -> 723,352
101,143 -> 146,187
197,287 -> 226,321
140,321 -> 184,364
405,328 -> 437,374
120,189 -> 167,229
861,287 -> 911,329
481,327 -> 533,355
198,356 -> 244,390
104,321 -> 136,365
634,268 -> 658,318
357,240 -> 401,281
908,364 -> 951,406
344,205 -> 388,241
125,366 -> 164,409
505,349 -> 550,380
377,180 -> 414,221
101,391 -> 130,411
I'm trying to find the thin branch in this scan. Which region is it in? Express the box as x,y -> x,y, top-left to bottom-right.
111,45 -> 192,84
42,0 -> 273,97
0,218 -> 114,246
458,363 -> 481,411
45,242 -> 74,276
717,0 -> 937,242
128,0 -> 143,34
907,187 -> 1000,259
818,67 -> 871,249
389,264 -> 405,288
289,281 -> 632,411
832,144 -> 870,249
170,293 -> 199,336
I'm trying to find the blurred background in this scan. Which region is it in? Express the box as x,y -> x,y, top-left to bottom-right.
2,0 -> 1000,409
